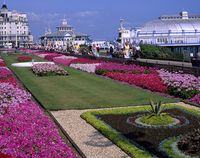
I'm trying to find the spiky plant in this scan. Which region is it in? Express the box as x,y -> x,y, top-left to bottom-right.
147,100 -> 166,116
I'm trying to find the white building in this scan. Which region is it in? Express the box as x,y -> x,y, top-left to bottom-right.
0,3 -> 33,48
118,11 -> 200,53
40,19 -> 91,49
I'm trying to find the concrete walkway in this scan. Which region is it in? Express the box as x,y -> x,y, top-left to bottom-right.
51,110 -> 130,158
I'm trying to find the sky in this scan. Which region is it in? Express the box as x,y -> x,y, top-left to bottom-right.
2,0 -> 200,41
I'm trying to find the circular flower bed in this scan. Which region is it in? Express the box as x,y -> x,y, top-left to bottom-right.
17,55 -> 32,62
127,113 -> 189,128
32,63 -> 68,76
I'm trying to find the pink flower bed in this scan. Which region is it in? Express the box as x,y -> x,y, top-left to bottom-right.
158,70 -> 200,99
0,83 -> 31,115
0,66 -> 76,157
189,94 -> 200,105
0,59 -> 6,67
70,63 -> 100,73
105,72 -> 167,93
0,68 -> 13,79
70,58 -> 102,64
53,58 -> 74,66
0,101 -> 75,157
32,63 -> 68,76
44,54 -> 62,61
0,77 -> 17,86
96,62 -> 156,74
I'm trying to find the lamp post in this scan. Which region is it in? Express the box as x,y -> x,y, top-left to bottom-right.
15,21 -> 18,48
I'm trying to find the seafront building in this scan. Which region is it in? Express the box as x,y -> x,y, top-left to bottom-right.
0,3 -> 33,48
40,19 -> 91,49
118,11 -> 200,54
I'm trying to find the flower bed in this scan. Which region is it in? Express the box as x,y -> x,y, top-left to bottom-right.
105,72 -> 167,93
0,66 -> 76,157
32,63 -> 68,76
0,59 -> 6,67
0,67 -> 13,79
17,55 -> 32,62
158,70 -> 200,99
53,58 -> 75,66
70,63 -> 100,73
96,62 -> 156,75
0,100 -> 76,157
70,58 -> 102,64
44,54 -> 62,61
0,77 -> 17,86
189,94 -> 200,105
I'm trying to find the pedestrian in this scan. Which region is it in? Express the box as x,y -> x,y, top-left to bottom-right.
123,42 -> 130,59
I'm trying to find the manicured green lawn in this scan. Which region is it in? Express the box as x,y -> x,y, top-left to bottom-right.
2,54 -> 178,110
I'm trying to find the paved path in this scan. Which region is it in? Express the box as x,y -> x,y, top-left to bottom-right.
138,58 -> 192,67
51,110 -> 130,158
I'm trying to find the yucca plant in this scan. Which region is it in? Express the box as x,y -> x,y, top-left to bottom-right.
147,100 -> 166,116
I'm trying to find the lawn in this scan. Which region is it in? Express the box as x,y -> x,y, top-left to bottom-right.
2,54 -> 178,110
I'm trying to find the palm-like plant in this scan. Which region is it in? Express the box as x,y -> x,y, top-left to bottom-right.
147,100 -> 166,116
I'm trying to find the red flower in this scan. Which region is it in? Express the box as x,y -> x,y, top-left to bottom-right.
17,56 -> 32,62
0,153 -> 12,158
105,72 -> 167,93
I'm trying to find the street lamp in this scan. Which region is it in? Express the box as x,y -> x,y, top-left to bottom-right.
15,21 -> 18,48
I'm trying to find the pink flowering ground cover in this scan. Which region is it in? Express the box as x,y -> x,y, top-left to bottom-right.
44,54 -> 62,61
0,67 -> 13,79
0,66 -> 76,157
95,62 -> 156,75
53,58 -> 75,66
70,63 -> 100,73
105,72 -> 167,93
70,58 -> 102,64
0,59 -> 6,67
0,100 -> 76,157
158,70 -> 200,99
189,94 -> 200,105
32,63 -> 68,76
0,83 -> 31,115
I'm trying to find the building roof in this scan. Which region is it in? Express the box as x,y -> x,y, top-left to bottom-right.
41,31 -> 89,38
1,4 -> 8,10
139,11 -> 200,33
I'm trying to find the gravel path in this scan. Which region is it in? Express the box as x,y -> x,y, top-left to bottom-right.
51,110 -> 130,158
50,102 -> 199,158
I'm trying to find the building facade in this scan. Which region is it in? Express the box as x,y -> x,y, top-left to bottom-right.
40,19 -> 91,49
118,11 -> 200,54
0,3 -> 33,48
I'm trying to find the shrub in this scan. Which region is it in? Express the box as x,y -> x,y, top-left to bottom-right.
17,55 -> 32,62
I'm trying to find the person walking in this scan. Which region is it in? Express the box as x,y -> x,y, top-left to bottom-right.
124,42 -> 130,59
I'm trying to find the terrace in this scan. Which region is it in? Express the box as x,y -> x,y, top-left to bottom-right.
0,50 -> 200,158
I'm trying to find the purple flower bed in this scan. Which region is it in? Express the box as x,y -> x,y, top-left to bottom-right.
0,68 -> 13,79
32,64 -> 68,76
0,101 -> 76,158
158,70 -> 200,99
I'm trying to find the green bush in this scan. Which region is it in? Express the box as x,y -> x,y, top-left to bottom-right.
95,69 -> 108,75
140,44 -> 185,61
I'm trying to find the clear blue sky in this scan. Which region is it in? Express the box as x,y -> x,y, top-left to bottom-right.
3,0 -> 200,41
